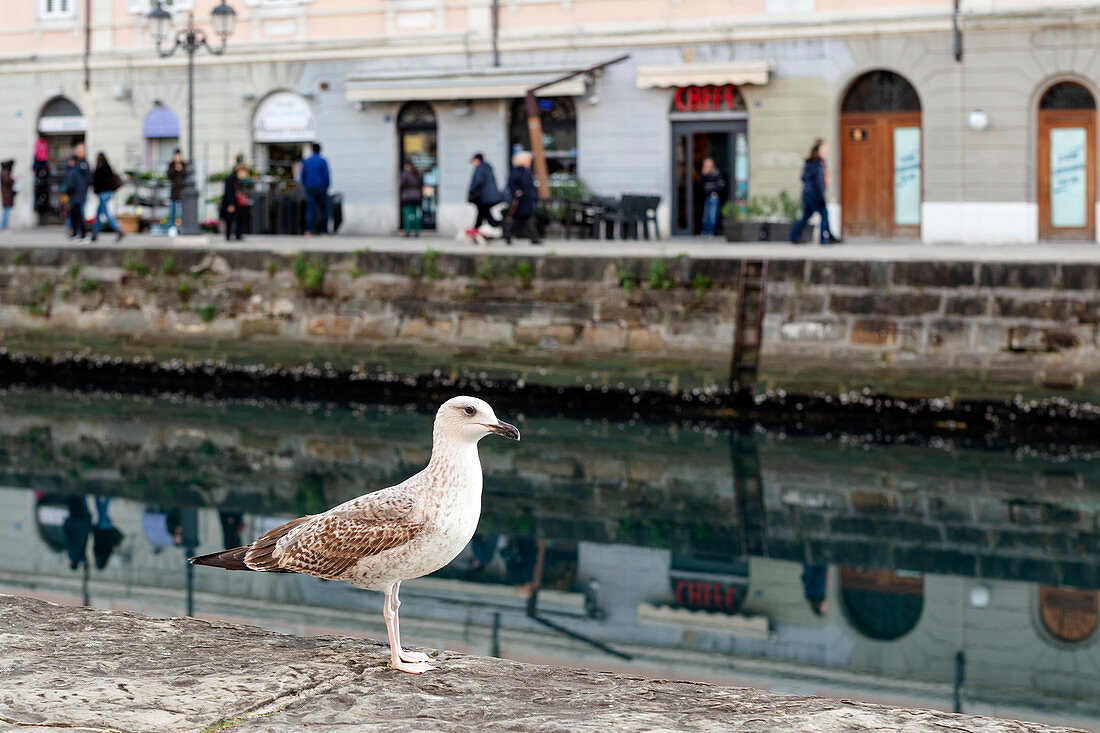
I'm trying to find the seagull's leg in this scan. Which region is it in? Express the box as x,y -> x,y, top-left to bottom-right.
383,583 -> 437,674
391,582 -> 433,664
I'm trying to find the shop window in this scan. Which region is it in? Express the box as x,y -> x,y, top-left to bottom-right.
839,567 -> 924,641
509,97 -> 577,183
842,71 -> 920,114
1039,585 -> 1099,644
1040,82 -> 1097,111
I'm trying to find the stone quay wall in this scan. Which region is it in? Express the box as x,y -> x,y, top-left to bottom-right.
0,247 -> 1096,391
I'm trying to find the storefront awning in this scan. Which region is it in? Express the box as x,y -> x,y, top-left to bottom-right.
635,60 -> 775,89
143,106 -> 180,139
345,67 -> 586,103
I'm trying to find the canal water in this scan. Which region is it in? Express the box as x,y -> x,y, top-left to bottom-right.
0,387 -> 1097,730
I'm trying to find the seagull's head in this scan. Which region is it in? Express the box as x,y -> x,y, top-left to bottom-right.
436,396 -> 520,444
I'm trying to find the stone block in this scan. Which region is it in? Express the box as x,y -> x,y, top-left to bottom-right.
778,320 -> 845,342
979,263 -> 1057,288
400,318 -> 452,340
1060,264 -> 1100,291
892,262 -> 976,287
239,318 -> 282,338
927,320 -> 969,348
992,297 -> 1072,320
626,328 -> 667,353
945,296 -> 986,316
581,323 -> 628,351
597,304 -> 644,325
514,324 -> 576,349
305,315 -> 355,340
850,319 -> 898,346
830,293 -> 940,316
356,315 -> 400,340
457,317 -> 513,343
809,261 -> 890,287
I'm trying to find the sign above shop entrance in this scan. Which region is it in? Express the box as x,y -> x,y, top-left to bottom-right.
252,91 -> 316,143
672,84 -> 745,114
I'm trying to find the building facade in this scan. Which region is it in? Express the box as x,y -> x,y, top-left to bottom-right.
4,0 -> 1100,243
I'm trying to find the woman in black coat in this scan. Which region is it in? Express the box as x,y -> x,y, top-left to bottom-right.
220,164 -> 248,242
789,138 -> 840,244
504,151 -> 540,245
91,152 -> 123,242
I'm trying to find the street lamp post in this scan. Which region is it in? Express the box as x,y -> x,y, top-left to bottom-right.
146,1 -> 237,236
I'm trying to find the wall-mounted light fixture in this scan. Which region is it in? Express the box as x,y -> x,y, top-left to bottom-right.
241,91 -> 257,102
355,100 -> 369,113
967,109 -> 989,131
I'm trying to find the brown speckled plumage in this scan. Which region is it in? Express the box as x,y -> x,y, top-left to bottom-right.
190,396 -> 521,674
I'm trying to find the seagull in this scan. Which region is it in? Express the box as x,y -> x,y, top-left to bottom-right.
189,396 -> 520,674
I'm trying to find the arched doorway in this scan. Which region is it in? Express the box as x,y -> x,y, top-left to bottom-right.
252,91 -> 317,193
839,566 -> 924,641
36,96 -> 87,225
397,102 -> 438,230
840,71 -> 922,238
1038,81 -> 1096,241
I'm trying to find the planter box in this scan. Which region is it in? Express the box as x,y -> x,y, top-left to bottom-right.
116,213 -> 141,235
724,220 -> 810,243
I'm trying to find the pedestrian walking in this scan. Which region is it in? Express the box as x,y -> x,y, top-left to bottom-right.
789,138 -> 841,244
468,152 -> 501,228
166,149 -> 187,229
399,159 -> 423,238
504,151 -> 540,245
1,160 -> 15,232
64,143 -> 92,241
300,142 -> 331,236
699,157 -> 726,237
91,152 -> 124,243
220,163 -> 249,242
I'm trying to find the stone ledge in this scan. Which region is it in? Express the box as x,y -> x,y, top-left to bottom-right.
0,595 -> 1078,732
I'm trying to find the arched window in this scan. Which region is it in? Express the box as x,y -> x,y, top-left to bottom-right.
842,71 -> 921,113
840,567 -> 924,641
1039,585 -> 1099,643
509,97 -> 577,181
1040,82 -> 1096,110
397,101 -> 437,130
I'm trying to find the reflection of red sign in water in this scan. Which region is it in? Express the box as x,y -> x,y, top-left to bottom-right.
672,578 -> 742,613
673,85 -> 742,113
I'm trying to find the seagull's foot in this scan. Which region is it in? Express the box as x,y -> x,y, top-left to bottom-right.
390,658 -> 439,674
399,650 -> 435,664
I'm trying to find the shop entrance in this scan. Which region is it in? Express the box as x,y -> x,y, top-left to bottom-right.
840,71 -> 922,238
670,85 -> 749,236
36,97 -> 87,226
1038,82 -> 1096,241
397,102 -> 438,230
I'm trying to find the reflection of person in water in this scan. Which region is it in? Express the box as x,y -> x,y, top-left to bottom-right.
219,511 -> 245,549
92,497 -> 124,570
62,496 -> 92,570
802,564 -> 828,616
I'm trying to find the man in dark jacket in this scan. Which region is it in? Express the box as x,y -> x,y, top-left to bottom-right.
699,158 -> 726,237
64,143 -> 92,240
504,151 -> 540,245
468,152 -> 501,228
300,142 -> 331,236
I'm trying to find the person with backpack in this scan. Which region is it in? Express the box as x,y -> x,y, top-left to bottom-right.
64,143 -> 93,241
91,152 -> 124,242
468,152 -> 501,228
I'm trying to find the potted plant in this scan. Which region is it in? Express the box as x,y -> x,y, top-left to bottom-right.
724,190 -> 809,243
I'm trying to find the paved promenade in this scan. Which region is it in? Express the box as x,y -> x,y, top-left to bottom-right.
3,228 -> 1100,262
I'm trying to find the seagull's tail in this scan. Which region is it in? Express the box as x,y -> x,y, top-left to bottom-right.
189,546 -> 253,571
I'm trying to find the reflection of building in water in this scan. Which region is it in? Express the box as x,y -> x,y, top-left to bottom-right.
0,486 -> 1098,727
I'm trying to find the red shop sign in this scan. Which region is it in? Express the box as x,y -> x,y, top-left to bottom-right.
671,577 -> 744,614
673,84 -> 742,113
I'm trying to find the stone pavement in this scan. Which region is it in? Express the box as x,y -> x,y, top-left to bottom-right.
0,595 -> 1083,732
3,228 -> 1100,262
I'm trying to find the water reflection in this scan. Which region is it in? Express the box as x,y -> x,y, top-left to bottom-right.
0,388 -> 1098,729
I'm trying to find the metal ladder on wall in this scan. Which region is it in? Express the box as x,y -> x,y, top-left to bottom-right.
729,259 -> 768,394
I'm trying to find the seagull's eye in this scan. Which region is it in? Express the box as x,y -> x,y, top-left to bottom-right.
464,406 -> 475,416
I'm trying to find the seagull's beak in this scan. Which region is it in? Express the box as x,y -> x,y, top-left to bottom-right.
486,420 -> 521,441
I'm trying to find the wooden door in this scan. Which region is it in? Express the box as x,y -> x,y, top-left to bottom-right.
1038,109 -> 1096,241
840,112 -> 922,238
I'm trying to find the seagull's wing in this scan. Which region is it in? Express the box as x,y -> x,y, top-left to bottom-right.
244,487 -> 425,578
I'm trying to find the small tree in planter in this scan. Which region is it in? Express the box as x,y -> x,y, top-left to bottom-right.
724,190 -> 808,242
